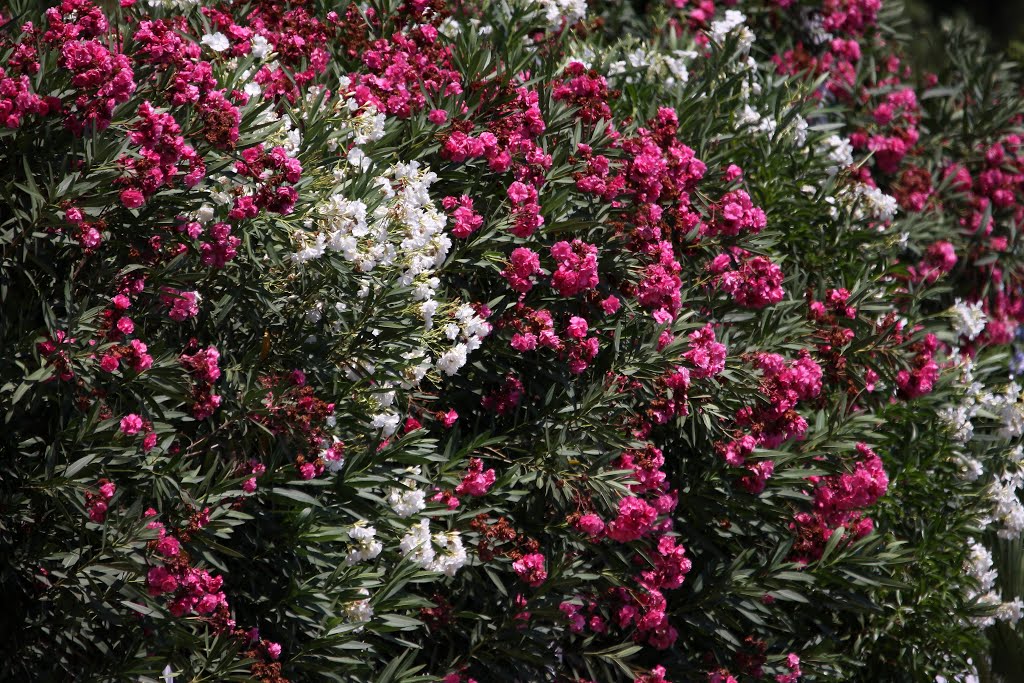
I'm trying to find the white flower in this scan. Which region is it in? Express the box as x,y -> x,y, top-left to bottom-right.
850,183 -> 898,222
201,32 -> 230,53
428,530 -> 469,576
251,35 -> 271,59
290,233 -> 327,265
345,522 -> 383,565
371,412 -> 400,437
146,0 -> 199,8
436,343 -> 468,376
989,472 -> 1024,539
939,404 -> 975,444
997,597 -> 1024,625
530,0 -> 587,27
195,204 -> 216,224
442,323 -> 460,340
965,538 -> 998,596
243,82 -> 262,99
657,50 -> 697,86
981,382 -> 1024,439
953,453 -> 983,481
791,115 -> 808,147
421,299 -> 438,330
737,105 -> 776,136
951,299 -> 988,341
709,10 -> 755,51
161,665 -> 175,683
347,147 -> 371,171
399,518 -> 435,566
818,135 -> 854,175
342,590 -> 374,623
387,488 -> 426,518
439,17 -> 462,38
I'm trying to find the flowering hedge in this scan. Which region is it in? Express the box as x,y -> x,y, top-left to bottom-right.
2,0 -> 1024,681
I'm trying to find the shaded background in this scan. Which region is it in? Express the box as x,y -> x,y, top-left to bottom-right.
909,0 -> 1024,55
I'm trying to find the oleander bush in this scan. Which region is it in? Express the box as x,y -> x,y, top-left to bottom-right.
2,1 -> 1024,682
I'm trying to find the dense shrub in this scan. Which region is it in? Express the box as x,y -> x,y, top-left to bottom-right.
1,1 -> 1023,681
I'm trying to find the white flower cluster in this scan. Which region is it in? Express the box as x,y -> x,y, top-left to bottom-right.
325,82 -> 387,150
200,32 -> 230,53
433,304 -> 491,376
709,10 -> 755,52
965,538 -> 1024,628
342,589 -> 374,623
987,470 -> 1024,540
439,16 -> 494,38
939,357 -> 983,450
607,47 -> 653,83
606,48 -> 696,88
387,474 -> 428,518
790,115 -> 809,147
940,355 -> 1024,543
371,410 -> 401,437
983,382 -> 1024,440
941,404 -> 977,446
818,135 -> 854,176
344,522 -> 384,565
965,538 -> 998,596
528,0 -> 587,28
399,519 -> 469,576
292,159 -> 488,377
934,660 -> 980,683
844,182 -> 899,223
145,0 -> 199,9
950,299 -> 988,341
251,35 -> 271,60
737,104 -> 777,137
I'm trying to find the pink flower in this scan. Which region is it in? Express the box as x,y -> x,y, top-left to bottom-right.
576,513 -> 605,537
160,288 -> 201,321
560,601 -> 586,632
507,181 -> 533,204
440,409 -> 459,428
120,414 -> 144,435
120,189 -> 145,208
156,536 -> 180,557
708,250 -> 786,309
445,195 -> 484,238
550,239 -> 599,297
565,316 -> 588,339
455,458 -> 496,496
88,500 -> 108,522
600,295 -> 621,314
502,248 -> 542,293
147,566 -> 179,596
99,353 -> 119,373
635,665 -> 671,683
606,496 -> 658,543
265,642 -> 282,660
683,324 -> 727,379
428,109 -> 448,125
512,552 -> 547,587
